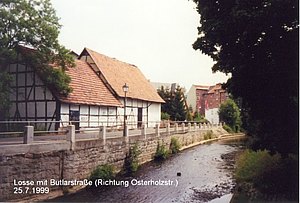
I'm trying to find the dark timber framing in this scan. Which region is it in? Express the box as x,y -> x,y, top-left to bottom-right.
7,62 -> 121,130
8,62 -> 58,130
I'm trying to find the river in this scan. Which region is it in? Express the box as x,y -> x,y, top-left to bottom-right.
49,138 -> 244,203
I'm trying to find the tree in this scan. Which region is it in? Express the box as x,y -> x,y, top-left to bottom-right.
218,99 -> 241,132
0,0 -> 74,119
192,0 -> 298,154
157,86 -> 187,121
193,111 -> 208,123
157,86 -> 172,117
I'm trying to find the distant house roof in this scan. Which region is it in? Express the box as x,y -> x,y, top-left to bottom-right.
59,60 -> 122,107
194,85 -> 210,90
69,51 -> 79,59
207,83 -> 225,94
151,82 -> 179,93
81,48 -> 164,103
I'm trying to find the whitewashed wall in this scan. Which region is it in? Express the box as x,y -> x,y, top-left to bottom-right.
117,98 -> 161,128
148,103 -> 161,127
60,103 -> 118,128
186,85 -> 197,112
205,108 -> 220,124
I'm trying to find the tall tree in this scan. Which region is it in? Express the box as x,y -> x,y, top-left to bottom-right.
157,86 -> 187,121
193,0 -> 298,154
218,98 -> 241,132
0,0 -> 74,119
171,86 -> 187,121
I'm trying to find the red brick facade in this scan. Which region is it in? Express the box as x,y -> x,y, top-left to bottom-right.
195,87 -> 209,115
195,84 -> 228,115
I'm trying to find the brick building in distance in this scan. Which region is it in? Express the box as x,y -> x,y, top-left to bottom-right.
186,83 -> 229,124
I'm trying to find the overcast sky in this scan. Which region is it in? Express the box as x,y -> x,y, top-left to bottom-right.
51,0 -> 229,91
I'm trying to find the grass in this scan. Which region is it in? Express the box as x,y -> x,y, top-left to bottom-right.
90,164 -> 115,182
234,149 -> 298,200
203,130 -> 214,140
154,141 -> 169,161
124,143 -> 141,174
169,137 -> 181,154
223,124 -> 234,133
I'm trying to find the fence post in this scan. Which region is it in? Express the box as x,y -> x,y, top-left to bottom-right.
181,123 -> 185,132
175,123 -> 178,133
99,126 -> 106,145
188,123 -> 191,132
67,125 -> 75,151
194,123 -> 197,131
23,126 -> 34,144
142,124 -> 147,139
166,123 -> 170,135
155,123 -> 160,137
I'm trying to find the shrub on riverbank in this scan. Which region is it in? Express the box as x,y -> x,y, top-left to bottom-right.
90,164 -> 115,182
235,149 -> 298,200
170,137 -> 181,154
124,143 -> 141,174
154,142 -> 169,161
223,124 -> 234,133
203,130 -> 214,140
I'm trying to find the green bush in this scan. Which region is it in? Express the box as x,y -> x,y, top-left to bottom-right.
223,124 -> 234,133
218,98 -> 241,132
161,112 -> 170,120
235,150 -> 298,198
203,130 -> 214,140
193,112 -> 208,123
235,150 -> 280,183
124,143 -> 141,174
170,137 -> 181,154
154,142 -> 169,161
90,164 -> 115,182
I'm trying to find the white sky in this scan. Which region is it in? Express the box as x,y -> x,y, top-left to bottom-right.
51,0 -> 229,91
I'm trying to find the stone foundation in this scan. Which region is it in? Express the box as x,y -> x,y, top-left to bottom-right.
0,127 -> 228,201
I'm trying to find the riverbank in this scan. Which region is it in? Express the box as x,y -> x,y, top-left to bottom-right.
230,148 -> 298,203
188,139 -> 245,202
47,136 -> 245,202
7,132 -> 245,202
179,133 -> 245,151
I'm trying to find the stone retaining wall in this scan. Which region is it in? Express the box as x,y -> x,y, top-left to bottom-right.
0,127 -> 228,201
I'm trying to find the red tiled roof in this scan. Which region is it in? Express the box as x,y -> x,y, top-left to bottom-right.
17,46 -> 121,107
59,60 -> 122,107
82,48 -> 164,103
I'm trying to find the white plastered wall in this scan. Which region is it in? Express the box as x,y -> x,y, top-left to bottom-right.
205,108 -> 220,124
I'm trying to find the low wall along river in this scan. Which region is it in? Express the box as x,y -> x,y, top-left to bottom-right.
0,124 -> 242,201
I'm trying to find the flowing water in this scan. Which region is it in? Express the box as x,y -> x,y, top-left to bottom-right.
49,138 -> 244,203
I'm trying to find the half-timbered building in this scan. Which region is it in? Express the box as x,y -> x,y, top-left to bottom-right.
78,48 -> 164,128
6,47 -> 164,130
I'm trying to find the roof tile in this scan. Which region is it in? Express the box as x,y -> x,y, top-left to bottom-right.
59,60 -> 122,107
84,48 -> 164,103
